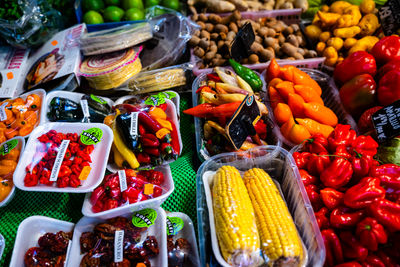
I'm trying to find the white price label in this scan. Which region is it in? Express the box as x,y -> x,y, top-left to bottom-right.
130,112 -> 139,136
80,99 -> 90,118
114,230 -> 124,263
118,170 -> 127,192
0,102 -> 8,121
49,140 -> 70,182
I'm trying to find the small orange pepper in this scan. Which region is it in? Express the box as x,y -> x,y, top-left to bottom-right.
148,107 -> 167,120
294,85 -> 324,104
274,103 -> 292,125
4,128 -> 18,139
24,111 -> 38,126
18,123 -> 34,136
303,102 -> 338,127
288,93 -> 305,117
275,81 -> 295,101
288,123 -> 311,144
268,86 -> 285,110
25,94 -> 41,111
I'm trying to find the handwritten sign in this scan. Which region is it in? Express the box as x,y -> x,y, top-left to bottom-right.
372,100 -> 400,143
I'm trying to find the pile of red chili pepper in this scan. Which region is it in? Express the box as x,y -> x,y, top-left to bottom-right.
24,130 -> 94,188
293,124 -> 400,267
90,169 -> 165,213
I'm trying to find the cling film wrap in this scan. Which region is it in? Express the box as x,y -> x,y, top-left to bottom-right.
79,23 -> 153,56
80,47 -> 143,91
122,63 -> 192,94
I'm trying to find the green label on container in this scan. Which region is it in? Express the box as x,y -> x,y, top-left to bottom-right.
0,139 -> 18,155
90,94 -> 107,105
166,216 -> 184,236
132,208 -> 157,228
144,92 -> 177,106
80,128 -> 103,145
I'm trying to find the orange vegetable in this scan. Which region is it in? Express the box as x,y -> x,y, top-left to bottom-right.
269,78 -> 283,87
24,111 -> 38,125
288,93 -> 305,117
3,149 -> 20,161
268,86 -> 285,110
303,102 -> 338,126
3,108 -> 13,123
288,123 -> 311,144
279,65 -> 322,96
148,107 -> 167,120
0,178 -> 12,202
266,58 -> 281,81
13,113 -> 28,128
275,81 -> 295,101
4,128 -> 17,139
0,123 -> 6,128
25,94 -> 41,111
296,118 -> 334,138
274,103 -> 292,125
294,85 -> 324,104
104,114 -> 115,127
18,123 -> 34,136
280,117 -> 295,139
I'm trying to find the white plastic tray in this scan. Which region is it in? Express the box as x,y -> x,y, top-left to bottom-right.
166,211 -> 201,267
82,165 -> 175,219
68,207 -> 167,267
0,136 -> 25,207
44,91 -> 114,123
13,122 -> 113,193
9,216 -> 75,267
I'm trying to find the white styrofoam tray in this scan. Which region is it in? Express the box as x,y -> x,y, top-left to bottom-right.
13,122 -> 113,193
82,165 -> 175,219
9,216 -> 75,267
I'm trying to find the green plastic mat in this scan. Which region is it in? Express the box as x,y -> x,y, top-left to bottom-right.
0,94 -> 197,266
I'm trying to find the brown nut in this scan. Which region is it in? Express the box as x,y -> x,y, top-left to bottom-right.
255,36 -> 263,43
198,38 -> 210,50
214,24 -> 229,33
208,14 -> 222,24
220,32 -> 227,40
287,34 -> 299,47
210,33 -> 219,40
193,47 -> 205,57
257,27 -> 269,37
205,23 -> 214,32
259,49 -> 274,61
188,36 -> 201,47
264,37 -> 278,47
217,40 -> 225,49
200,30 -> 210,39
226,31 -> 236,41
229,22 -> 238,33
197,21 -> 206,30
249,54 -> 259,63
277,33 -> 285,45
267,28 -> 277,37
198,14 -> 208,22
283,26 -> 294,36
290,24 -> 300,32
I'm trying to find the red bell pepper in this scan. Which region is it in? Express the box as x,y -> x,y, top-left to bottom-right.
320,188 -> 344,210
351,135 -> 379,157
371,36 -> 400,65
305,133 -> 328,154
90,186 -> 105,205
356,217 -> 387,251
315,207 -> 330,229
330,206 -> 365,228
299,169 -> 318,186
368,199 -> 400,232
339,74 -> 377,119
340,231 -> 368,261
377,60 -> 400,81
334,51 -> 377,84
344,177 -> 385,209
361,255 -> 385,267
385,188 -> 400,204
376,250 -> 400,267
293,152 -> 311,169
357,106 -> 383,134
335,262 -> 363,267
371,164 -> 400,190
307,152 -> 331,176
328,124 -> 357,153
320,158 -> 353,189
351,152 -> 374,180
321,229 -> 344,266
305,184 -> 323,210
377,70 -> 400,106
335,145 -> 352,160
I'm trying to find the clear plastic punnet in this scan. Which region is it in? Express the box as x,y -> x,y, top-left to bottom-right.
0,234 -> 4,261
79,23 -> 153,56
68,207 -> 167,266
197,146 -> 325,267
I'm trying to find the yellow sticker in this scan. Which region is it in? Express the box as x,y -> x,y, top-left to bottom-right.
79,166 -> 91,180
156,128 -> 170,139
144,183 -> 154,195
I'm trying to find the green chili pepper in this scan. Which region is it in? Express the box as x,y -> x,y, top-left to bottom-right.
229,59 -> 263,92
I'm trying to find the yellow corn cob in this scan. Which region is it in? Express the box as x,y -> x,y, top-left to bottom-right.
212,166 -> 262,267
243,168 -> 303,267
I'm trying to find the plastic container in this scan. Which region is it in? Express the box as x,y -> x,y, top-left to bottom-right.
0,233 -> 4,261
13,122 -> 113,193
9,216 -> 74,267
82,165 -> 174,219
68,207 -> 168,266
0,136 -> 25,207
265,68 -> 359,148
44,91 -> 114,123
196,145 -> 325,267
166,211 -> 201,267
192,70 -> 281,162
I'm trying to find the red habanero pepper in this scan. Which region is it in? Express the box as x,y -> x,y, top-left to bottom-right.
122,187 -> 141,203
305,133 -> 328,154
58,165 -> 72,178
90,186 -> 105,205
321,229 -> 344,267
183,103 -> 216,118
356,217 -> 388,251
315,207 -> 330,229
340,231 -> 368,261
335,145 -> 352,160
92,199 -> 104,213
351,135 -> 378,157
24,173 -> 39,187
104,174 -> 120,190
330,206 -> 365,228
293,152 -> 311,169
139,169 -> 164,185
140,133 -> 160,148
335,262 -> 363,267
344,177 -> 385,209
376,250 -> 400,267
57,176 -> 69,188
103,198 -> 119,211
253,119 -> 267,140
39,169 -> 52,186
136,153 -> 151,165
305,184 -> 323,210
351,152 -> 374,180
320,188 -> 344,210
144,147 -> 160,157
166,117 -> 180,155
320,158 -> 353,189
69,174 -> 81,188
361,255 -> 385,267
82,144 -> 94,155
307,152 -> 331,176
368,199 -> 400,232
299,169 -> 318,186
370,164 -> 400,190
328,124 -> 357,152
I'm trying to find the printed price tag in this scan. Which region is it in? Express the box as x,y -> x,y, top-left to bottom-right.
144,183 -> 154,195
379,0 -> 400,36
50,140 -> 70,182
79,166 -> 91,180
372,100 -> 400,143
130,112 -> 139,137
80,99 -> 90,118
114,230 -> 124,263
0,102 -> 8,121
118,170 -> 128,192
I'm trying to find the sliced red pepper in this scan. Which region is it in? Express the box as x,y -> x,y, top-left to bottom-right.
315,207 -> 330,229
320,158 -> 353,189
320,188 -> 344,210
340,231 -> 368,261
305,133 -> 328,154
321,229 -> 344,267
293,152 -> 311,169
299,169 -> 318,186
344,177 -> 385,209
356,217 -> 387,251
328,124 -> 357,152
307,152 -> 331,176
368,199 -> 400,232
330,206 -> 365,228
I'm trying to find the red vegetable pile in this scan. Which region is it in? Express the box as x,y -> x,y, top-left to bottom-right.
90,169 -> 165,213
24,130 -> 94,188
293,124 -> 400,266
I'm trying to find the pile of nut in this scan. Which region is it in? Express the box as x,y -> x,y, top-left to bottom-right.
189,11 -> 318,68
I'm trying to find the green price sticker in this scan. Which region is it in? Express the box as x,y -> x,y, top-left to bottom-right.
144,92 -> 177,107
166,216 -> 184,236
0,139 -> 18,155
132,208 -> 157,228
80,128 -> 103,145
90,94 -> 107,105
